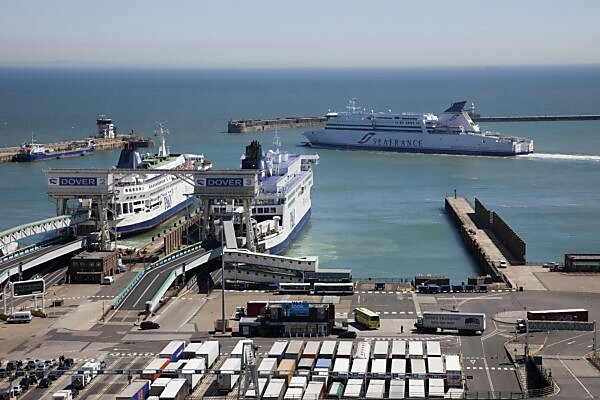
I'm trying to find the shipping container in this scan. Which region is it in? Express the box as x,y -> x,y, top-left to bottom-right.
319,341 -> 337,358
408,341 -> 424,359
150,378 -> 171,396
217,358 -> 241,392
303,341 -> 321,358
302,381 -> 325,400
278,359 -> 297,382
285,340 -> 306,361
182,342 -> 204,359
159,378 -> 188,400
269,341 -> 289,360
336,341 -> 353,358
388,378 -> 406,399
444,355 -> 462,388
181,358 -> 205,389
391,340 -> 406,358
391,359 -> 406,379
408,379 -> 426,399
142,358 -> 171,381
369,359 -> 387,378
258,358 -> 279,378
326,382 -> 345,399
159,341 -> 186,362
426,341 -> 442,358
428,378 -> 445,398
298,358 -> 316,371
353,341 -> 371,359
410,359 -> 427,379
373,341 -> 389,359
427,357 -> 445,378
343,379 -> 363,398
350,358 -> 368,379
284,387 -> 304,400
231,339 -> 254,360
315,358 -> 332,370
264,378 -> 287,400
247,301 -> 268,317
365,379 -> 385,399
289,376 -> 308,389
245,377 -> 268,399
116,379 -> 150,400
196,341 -> 219,368
332,358 -> 350,381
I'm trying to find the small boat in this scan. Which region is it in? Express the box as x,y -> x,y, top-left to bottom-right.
13,137 -> 96,162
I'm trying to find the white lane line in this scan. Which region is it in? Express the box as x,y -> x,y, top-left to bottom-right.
558,356 -> 594,398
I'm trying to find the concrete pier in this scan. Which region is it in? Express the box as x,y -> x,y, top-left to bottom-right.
445,196 -> 522,287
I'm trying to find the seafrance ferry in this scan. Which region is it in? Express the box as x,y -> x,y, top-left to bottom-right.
108,124 -> 211,236
210,138 -> 319,254
304,100 -> 534,156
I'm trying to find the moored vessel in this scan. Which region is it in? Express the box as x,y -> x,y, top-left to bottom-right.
13,137 -> 96,162
303,100 -> 534,156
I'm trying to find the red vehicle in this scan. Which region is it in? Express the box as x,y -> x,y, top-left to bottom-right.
526,309 -> 588,322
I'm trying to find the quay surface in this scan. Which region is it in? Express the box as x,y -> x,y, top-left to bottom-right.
0,135 -> 154,164
227,116 -> 326,133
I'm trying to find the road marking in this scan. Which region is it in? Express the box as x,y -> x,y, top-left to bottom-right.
558,356 -> 594,398
567,340 -> 576,345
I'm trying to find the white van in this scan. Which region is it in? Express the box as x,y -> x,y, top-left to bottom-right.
103,276 -> 114,285
7,311 -> 32,323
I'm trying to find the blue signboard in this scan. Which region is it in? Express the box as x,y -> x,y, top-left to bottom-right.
283,302 -> 309,317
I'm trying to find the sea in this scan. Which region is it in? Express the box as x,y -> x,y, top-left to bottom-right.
1,66 -> 600,282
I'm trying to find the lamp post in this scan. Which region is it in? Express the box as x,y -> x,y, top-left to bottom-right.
221,224 -> 226,334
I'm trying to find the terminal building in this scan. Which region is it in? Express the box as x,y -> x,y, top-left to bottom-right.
68,251 -> 117,284
564,254 -> 600,272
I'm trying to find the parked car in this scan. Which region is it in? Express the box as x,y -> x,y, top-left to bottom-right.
499,260 -> 508,268
37,378 -> 52,388
338,330 -> 357,339
140,320 -> 160,330
48,370 -> 63,380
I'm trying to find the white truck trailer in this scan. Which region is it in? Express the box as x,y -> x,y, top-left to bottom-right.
415,311 -> 486,334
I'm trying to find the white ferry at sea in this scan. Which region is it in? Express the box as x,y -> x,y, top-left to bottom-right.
108,124 -> 211,236
210,138 -> 318,254
304,100 -> 534,156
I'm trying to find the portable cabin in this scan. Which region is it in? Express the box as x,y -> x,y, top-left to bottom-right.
426,341 -> 442,358
303,341 -> 321,359
428,378 -> 445,398
408,378 -> 426,399
159,378 -> 188,400
391,340 -> 406,358
369,358 -> 387,379
391,358 -> 406,379
319,341 -> 337,358
269,341 -> 289,361
258,358 -> 278,378
365,379 -> 386,399
343,379 -> 363,398
350,358 -> 368,379
408,341 -> 423,359
302,381 -> 325,400
373,341 -> 389,359
410,359 -> 427,379
388,378 -> 406,399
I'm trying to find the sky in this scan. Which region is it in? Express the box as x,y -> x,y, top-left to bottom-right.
1,0 -> 599,69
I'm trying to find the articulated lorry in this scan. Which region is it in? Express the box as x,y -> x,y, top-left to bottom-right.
414,311 -> 486,334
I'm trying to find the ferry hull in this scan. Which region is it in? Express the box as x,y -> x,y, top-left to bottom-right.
14,147 -> 95,162
266,208 -> 311,255
115,196 -> 194,236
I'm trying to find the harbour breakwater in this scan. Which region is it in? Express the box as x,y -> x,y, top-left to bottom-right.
0,135 -> 154,164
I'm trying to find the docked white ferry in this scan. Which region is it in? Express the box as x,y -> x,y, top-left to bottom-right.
211,138 -> 318,254
304,100 -> 534,156
108,125 -> 212,236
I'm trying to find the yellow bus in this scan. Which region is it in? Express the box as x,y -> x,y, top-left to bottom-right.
354,307 -> 380,329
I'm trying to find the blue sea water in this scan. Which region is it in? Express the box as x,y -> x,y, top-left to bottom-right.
1,66 -> 600,281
